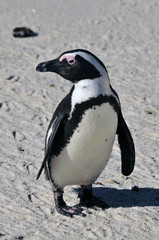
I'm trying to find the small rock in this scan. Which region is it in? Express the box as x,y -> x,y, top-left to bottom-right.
12,131 -> 16,138
145,110 -> 153,115
15,236 -> 24,240
50,84 -> 55,87
17,146 -> 24,152
6,76 -> 20,81
7,75 -> 15,80
13,27 -> 38,38
28,194 -> 32,202
132,186 -> 139,192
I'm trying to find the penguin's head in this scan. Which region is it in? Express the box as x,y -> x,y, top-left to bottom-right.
36,49 -> 107,83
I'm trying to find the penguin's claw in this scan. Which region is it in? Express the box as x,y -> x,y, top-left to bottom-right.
56,205 -> 85,217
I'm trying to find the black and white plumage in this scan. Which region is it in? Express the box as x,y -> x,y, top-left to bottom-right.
36,49 -> 135,217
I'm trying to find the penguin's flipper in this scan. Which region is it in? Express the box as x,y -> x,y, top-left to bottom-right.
36,114 -> 66,180
117,108 -> 135,176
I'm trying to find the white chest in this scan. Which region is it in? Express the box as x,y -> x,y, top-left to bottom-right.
51,102 -> 118,188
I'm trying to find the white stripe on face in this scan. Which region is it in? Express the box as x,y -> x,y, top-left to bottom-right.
59,55 -> 76,65
59,51 -> 106,77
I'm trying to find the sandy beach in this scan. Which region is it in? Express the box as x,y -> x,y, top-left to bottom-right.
0,0 -> 159,239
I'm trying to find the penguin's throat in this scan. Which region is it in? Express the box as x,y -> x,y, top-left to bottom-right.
71,78 -> 111,107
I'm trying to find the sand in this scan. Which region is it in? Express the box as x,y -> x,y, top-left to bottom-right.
0,0 -> 159,239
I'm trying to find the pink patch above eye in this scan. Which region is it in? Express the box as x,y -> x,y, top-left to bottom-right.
59,55 -> 75,64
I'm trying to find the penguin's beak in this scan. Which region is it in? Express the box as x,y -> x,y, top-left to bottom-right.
36,59 -> 59,73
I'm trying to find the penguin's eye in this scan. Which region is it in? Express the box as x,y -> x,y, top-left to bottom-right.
68,59 -> 75,65
59,55 -> 76,65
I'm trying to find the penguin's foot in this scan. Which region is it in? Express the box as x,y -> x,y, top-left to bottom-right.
79,185 -> 110,209
54,191 -> 85,217
56,203 -> 83,217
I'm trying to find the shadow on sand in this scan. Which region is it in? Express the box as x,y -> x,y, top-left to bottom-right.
74,187 -> 159,208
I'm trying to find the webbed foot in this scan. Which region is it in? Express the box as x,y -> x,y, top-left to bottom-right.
79,185 -> 109,209
54,191 -> 85,217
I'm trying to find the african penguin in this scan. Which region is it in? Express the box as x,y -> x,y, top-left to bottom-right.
36,49 -> 135,217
